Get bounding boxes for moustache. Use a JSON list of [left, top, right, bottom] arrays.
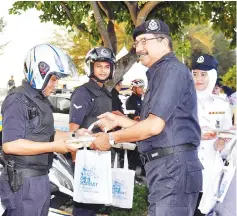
[[136, 52, 148, 60]]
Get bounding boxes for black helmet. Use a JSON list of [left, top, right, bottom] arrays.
[[84, 47, 116, 80]]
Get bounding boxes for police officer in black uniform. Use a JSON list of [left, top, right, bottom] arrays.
[[212, 77, 223, 96], [111, 78, 124, 116], [126, 78, 145, 121], [69, 46, 116, 216], [0, 44, 87, 216], [7, 75, 15, 92], [91, 19, 203, 216]]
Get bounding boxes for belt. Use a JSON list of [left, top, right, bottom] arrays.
[[5, 160, 49, 181], [17, 169, 48, 178], [139, 143, 197, 165]]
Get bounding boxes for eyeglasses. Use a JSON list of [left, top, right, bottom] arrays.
[[132, 37, 164, 48]]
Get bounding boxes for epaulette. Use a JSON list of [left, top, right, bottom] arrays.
[[212, 94, 228, 102]]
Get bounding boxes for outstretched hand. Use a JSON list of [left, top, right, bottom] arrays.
[[76, 128, 91, 136], [201, 126, 217, 140], [94, 112, 120, 132], [90, 132, 111, 151]]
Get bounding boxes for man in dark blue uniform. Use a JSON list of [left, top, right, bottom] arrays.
[[212, 77, 223, 95], [91, 19, 203, 216], [7, 75, 15, 92], [69, 46, 116, 216], [111, 78, 124, 116], [0, 44, 87, 216], [126, 78, 145, 121]]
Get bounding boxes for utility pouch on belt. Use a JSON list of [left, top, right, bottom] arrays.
[[5, 160, 22, 193], [5, 160, 49, 193]]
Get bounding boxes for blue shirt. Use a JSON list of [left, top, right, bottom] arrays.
[[2, 94, 28, 143], [137, 52, 201, 153], [69, 83, 94, 126], [126, 93, 142, 116]]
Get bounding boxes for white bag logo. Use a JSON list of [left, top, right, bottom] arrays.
[[80, 166, 98, 188], [111, 150, 135, 208], [113, 179, 128, 198]]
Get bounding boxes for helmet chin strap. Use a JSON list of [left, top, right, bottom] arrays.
[[91, 75, 108, 84], [39, 89, 47, 98]]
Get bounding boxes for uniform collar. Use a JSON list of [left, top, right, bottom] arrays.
[[89, 78, 111, 96], [112, 88, 119, 96], [89, 78, 105, 90], [146, 52, 175, 80], [22, 79, 43, 99]]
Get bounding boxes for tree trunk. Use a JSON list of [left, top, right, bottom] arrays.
[[96, 1, 162, 91], [105, 48, 137, 91], [90, 1, 113, 50]]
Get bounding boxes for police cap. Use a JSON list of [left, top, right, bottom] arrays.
[[133, 19, 170, 40], [222, 86, 234, 97], [192, 54, 219, 71], [215, 77, 223, 87]]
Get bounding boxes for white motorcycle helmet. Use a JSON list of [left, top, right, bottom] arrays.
[[23, 44, 78, 91], [131, 78, 145, 89], [84, 47, 116, 81]]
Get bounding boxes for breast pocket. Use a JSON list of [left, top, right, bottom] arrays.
[[140, 89, 151, 120], [185, 160, 203, 193], [27, 115, 41, 130]]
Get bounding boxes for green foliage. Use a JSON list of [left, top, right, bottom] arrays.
[[98, 183, 149, 216], [180, 23, 236, 74], [212, 33, 236, 76], [0, 17, 5, 32], [8, 1, 236, 81], [0, 17, 7, 53], [221, 65, 236, 90], [173, 38, 192, 63], [202, 1, 236, 48], [9, 1, 236, 50]]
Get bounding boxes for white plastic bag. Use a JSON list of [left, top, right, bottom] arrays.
[[73, 148, 112, 204], [111, 150, 135, 208], [217, 163, 236, 203], [198, 151, 224, 214]]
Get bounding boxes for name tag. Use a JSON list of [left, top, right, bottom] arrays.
[[209, 112, 225, 114], [151, 152, 159, 158]]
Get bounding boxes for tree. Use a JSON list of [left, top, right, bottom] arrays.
[[221, 65, 236, 90], [0, 17, 5, 32], [9, 1, 236, 89], [212, 33, 236, 76], [180, 23, 236, 74], [0, 17, 8, 53]]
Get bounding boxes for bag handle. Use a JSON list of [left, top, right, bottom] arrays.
[[113, 152, 118, 168], [113, 150, 129, 170], [124, 150, 129, 170]]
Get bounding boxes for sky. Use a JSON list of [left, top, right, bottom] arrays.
[[0, 1, 148, 89], [0, 0, 61, 88]]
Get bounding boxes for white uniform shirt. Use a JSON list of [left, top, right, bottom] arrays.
[[197, 94, 232, 192]]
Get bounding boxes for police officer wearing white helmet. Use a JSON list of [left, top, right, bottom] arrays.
[[0, 44, 88, 216], [191, 54, 233, 216], [126, 78, 145, 121]]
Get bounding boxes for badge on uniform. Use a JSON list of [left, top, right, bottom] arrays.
[[197, 56, 204, 63], [215, 119, 220, 129], [101, 48, 110, 57], [147, 20, 160, 31]]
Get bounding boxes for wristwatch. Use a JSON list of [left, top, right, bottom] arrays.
[[108, 133, 115, 147], [72, 131, 76, 138]]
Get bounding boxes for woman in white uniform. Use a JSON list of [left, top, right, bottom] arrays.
[[191, 54, 233, 216]]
